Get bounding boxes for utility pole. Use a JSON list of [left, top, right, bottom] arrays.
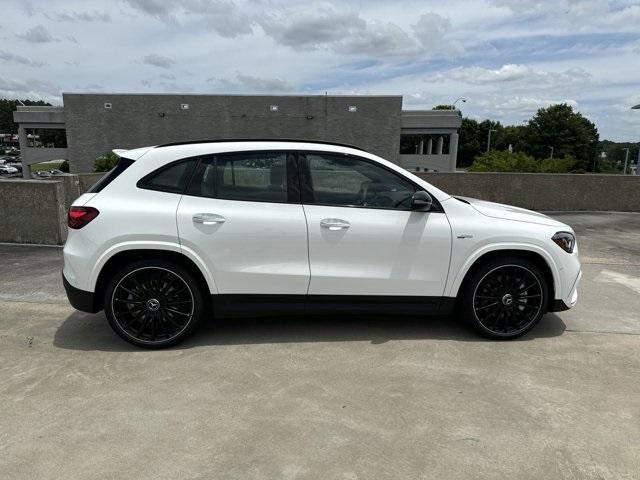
[[486, 127, 496, 153], [548, 146, 554, 159], [622, 148, 630, 175]]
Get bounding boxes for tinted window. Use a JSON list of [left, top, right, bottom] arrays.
[[304, 153, 415, 209], [139, 159, 197, 193], [188, 152, 288, 203], [88, 157, 134, 193]]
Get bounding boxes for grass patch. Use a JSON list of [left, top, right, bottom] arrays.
[[29, 160, 65, 172]]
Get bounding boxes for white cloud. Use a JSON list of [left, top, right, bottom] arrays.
[[208, 74, 295, 92], [436, 64, 591, 85], [15, 24, 58, 43], [0, 50, 45, 67], [141, 54, 175, 69]]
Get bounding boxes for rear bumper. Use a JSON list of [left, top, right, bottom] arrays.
[[62, 272, 101, 313]]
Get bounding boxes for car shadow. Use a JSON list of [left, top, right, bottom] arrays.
[[53, 310, 567, 352]]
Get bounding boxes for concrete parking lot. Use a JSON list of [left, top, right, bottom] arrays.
[[1, 212, 639, 479]]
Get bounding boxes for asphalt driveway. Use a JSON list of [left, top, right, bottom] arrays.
[[1, 212, 639, 479]]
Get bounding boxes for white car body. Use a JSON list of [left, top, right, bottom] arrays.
[[63, 141, 581, 345]]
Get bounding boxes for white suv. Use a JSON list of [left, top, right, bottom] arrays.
[[63, 140, 581, 348]]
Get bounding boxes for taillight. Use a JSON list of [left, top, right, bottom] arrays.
[[68, 206, 99, 229]]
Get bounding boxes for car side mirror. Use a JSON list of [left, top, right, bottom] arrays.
[[411, 191, 433, 211]]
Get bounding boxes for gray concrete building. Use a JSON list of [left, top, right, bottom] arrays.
[[13, 94, 461, 176]]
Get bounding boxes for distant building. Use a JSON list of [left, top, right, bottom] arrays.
[[13, 94, 461, 177]]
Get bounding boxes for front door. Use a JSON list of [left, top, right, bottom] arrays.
[[177, 151, 309, 295], [300, 152, 452, 297]]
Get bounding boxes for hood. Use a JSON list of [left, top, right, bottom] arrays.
[[457, 197, 567, 228]]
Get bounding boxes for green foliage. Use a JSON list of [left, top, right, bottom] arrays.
[[539, 155, 578, 173], [469, 150, 578, 173], [432, 104, 454, 110], [457, 103, 601, 171], [0, 99, 51, 134], [36, 128, 67, 148], [523, 103, 599, 170], [60, 160, 70, 173], [94, 152, 119, 172], [469, 150, 539, 172]]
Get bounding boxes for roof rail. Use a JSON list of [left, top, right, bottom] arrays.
[[155, 138, 365, 151]]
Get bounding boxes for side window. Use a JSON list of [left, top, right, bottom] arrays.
[[188, 152, 288, 203], [138, 159, 198, 193], [303, 153, 416, 210]]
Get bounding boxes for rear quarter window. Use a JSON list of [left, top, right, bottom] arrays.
[[88, 157, 135, 193]]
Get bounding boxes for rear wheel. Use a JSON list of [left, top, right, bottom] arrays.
[[104, 259, 205, 348], [461, 257, 549, 339]]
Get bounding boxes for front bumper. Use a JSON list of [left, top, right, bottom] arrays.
[[549, 269, 581, 312], [62, 272, 101, 313]]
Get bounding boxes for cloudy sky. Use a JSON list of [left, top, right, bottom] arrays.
[[1, 0, 639, 140]]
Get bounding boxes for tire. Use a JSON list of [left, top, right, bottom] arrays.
[[104, 259, 206, 348], [460, 256, 549, 340]]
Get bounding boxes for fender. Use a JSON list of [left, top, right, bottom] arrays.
[[88, 240, 218, 294], [445, 242, 563, 299]]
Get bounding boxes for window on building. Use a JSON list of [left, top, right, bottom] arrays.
[[302, 153, 415, 210]]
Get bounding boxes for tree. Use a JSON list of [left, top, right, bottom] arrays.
[[94, 152, 119, 172], [522, 103, 599, 170], [432, 104, 454, 110], [0, 99, 51, 133]]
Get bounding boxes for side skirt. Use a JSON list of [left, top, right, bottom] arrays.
[[212, 294, 457, 318]]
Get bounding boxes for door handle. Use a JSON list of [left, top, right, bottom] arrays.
[[320, 218, 350, 230], [192, 213, 226, 225]]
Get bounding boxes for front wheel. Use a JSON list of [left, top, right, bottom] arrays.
[[104, 259, 206, 348], [461, 257, 549, 339]]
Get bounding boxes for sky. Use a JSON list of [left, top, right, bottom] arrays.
[[1, 0, 639, 141]]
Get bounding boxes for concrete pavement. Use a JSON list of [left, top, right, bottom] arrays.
[[1, 212, 639, 479]]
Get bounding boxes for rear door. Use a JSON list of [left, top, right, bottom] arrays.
[[176, 151, 310, 294], [300, 152, 452, 297]]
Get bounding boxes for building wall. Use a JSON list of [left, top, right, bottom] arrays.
[[63, 94, 403, 173]]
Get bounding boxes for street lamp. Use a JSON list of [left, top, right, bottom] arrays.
[[632, 104, 639, 174], [452, 97, 466, 110], [548, 146, 554, 159], [486, 127, 497, 153], [622, 147, 630, 175]]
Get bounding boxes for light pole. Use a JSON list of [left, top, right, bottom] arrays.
[[452, 97, 466, 110], [486, 128, 497, 153], [633, 104, 640, 174], [622, 148, 630, 175], [548, 146, 554, 159]]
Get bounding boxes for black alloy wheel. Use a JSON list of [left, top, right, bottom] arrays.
[[105, 260, 205, 348], [462, 257, 548, 339]]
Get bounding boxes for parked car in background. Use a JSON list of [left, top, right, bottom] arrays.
[[63, 140, 581, 348], [33, 170, 52, 178], [50, 169, 68, 176], [0, 165, 19, 174]]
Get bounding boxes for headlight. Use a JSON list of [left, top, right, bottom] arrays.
[[552, 231, 575, 253]]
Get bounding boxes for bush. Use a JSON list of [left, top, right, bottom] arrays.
[[539, 155, 577, 173], [94, 152, 119, 172], [470, 150, 579, 173], [60, 160, 70, 173], [469, 151, 539, 172]]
